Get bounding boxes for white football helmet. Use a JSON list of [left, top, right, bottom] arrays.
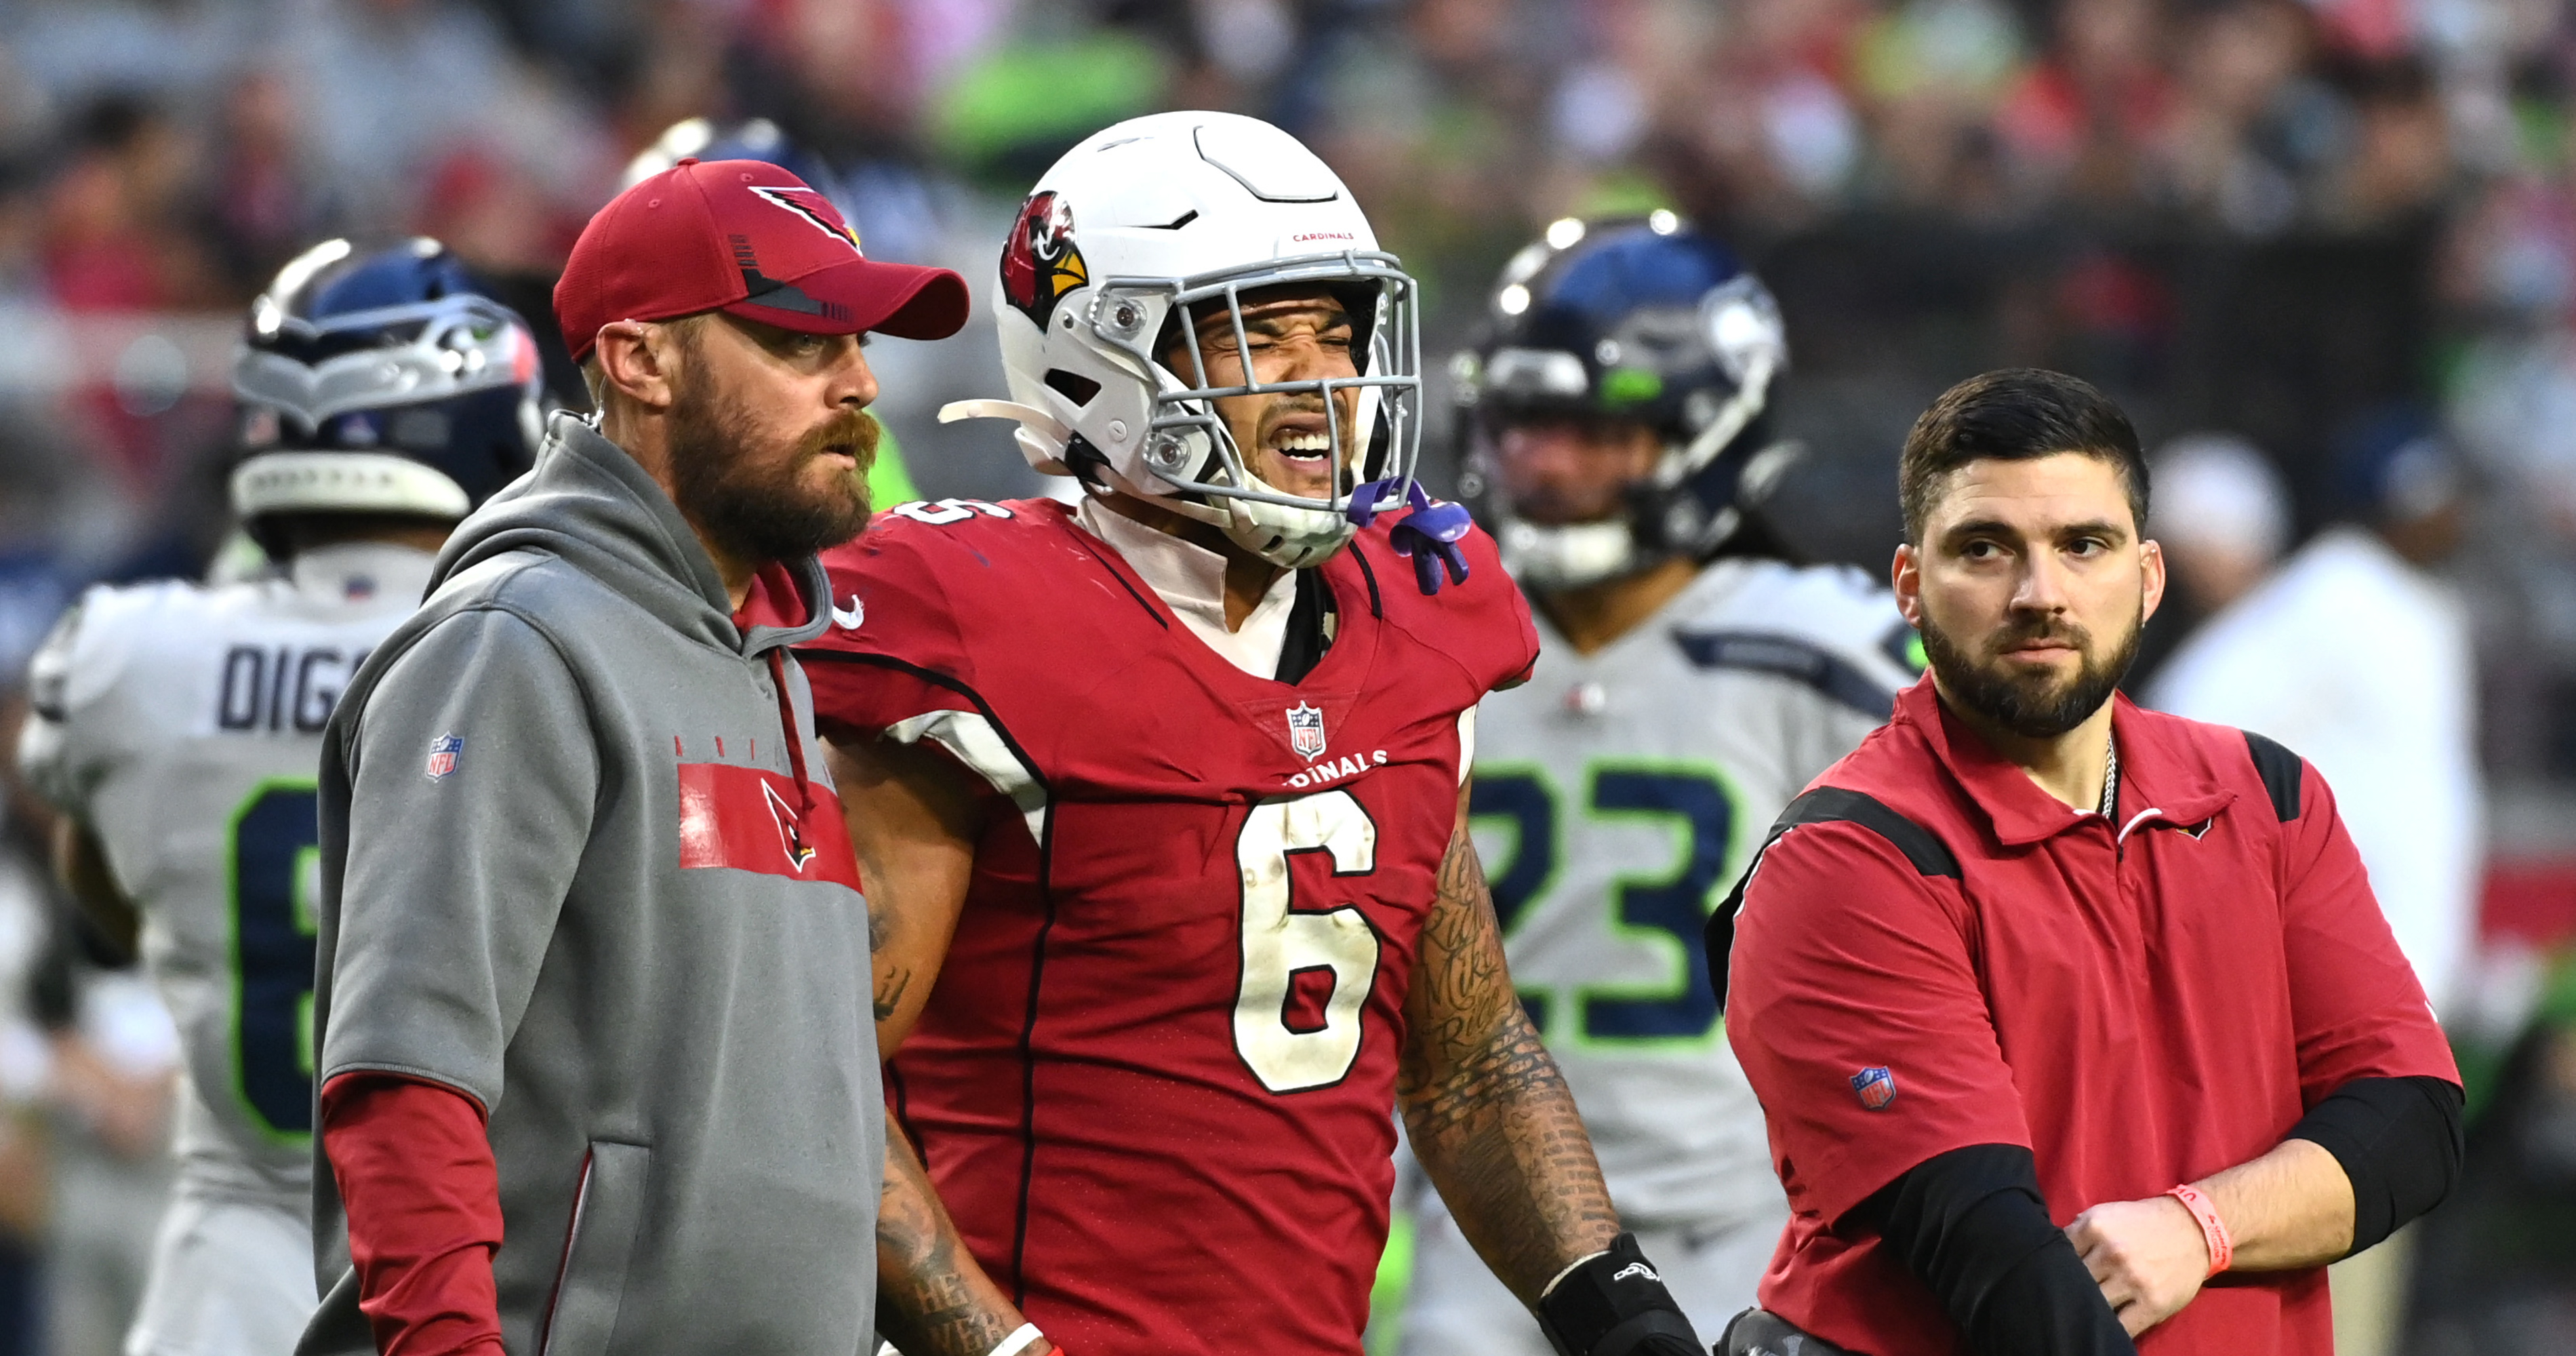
[[941, 111, 1421, 568]]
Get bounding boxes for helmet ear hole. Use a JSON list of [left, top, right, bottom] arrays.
[[1044, 369, 1102, 407]]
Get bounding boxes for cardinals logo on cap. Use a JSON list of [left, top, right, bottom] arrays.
[[1001, 191, 1087, 330], [748, 185, 863, 255]]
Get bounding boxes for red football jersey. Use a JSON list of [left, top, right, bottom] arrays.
[[799, 498, 1538, 1354]]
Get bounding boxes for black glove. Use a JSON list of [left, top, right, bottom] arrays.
[[1535, 1233, 1704, 1356]]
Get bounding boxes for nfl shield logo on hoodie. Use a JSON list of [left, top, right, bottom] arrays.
[[1852, 1066, 1896, 1111], [1286, 702, 1327, 761], [424, 734, 463, 781]]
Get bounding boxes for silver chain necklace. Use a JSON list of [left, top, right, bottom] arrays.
[[2100, 732, 2121, 818]]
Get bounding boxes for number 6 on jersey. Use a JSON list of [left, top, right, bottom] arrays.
[[1234, 790, 1383, 1094]]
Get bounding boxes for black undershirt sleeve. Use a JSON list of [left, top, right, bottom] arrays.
[[1859, 1143, 2137, 1356], [2285, 1074, 2464, 1254]]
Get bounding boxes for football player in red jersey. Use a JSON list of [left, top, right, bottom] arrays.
[[799, 113, 1703, 1356]]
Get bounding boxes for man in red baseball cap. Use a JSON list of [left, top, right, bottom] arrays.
[[555, 155, 969, 597], [300, 160, 966, 1356]]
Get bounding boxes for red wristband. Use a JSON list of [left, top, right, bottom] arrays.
[[2165, 1182, 2232, 1277]]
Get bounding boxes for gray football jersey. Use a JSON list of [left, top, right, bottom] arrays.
[[1471, 557, 1918, 1229], [18, 544, 437, 1209]]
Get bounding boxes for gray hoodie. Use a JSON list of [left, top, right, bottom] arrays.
[[300, 414, 880, 1356]]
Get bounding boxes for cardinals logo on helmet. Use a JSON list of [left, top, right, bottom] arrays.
[[1001, 191, 1087, 330]]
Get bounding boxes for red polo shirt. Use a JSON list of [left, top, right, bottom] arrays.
[[1726, 676, 2457, 1356]]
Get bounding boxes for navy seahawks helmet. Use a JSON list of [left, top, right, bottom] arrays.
[[230, 237, 543, 559], [1453, 214, 1794, 590]]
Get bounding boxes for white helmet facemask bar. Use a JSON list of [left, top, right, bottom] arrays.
[[1087, 250, 1422, 523]]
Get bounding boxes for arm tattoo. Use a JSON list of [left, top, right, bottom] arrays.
[[876, 1131, 1025, 1356], [870, 902, 896, 953], [870, 899, 916, 1026], [874, 968, 914, 1024], [1398, 811, 1619, 1302]]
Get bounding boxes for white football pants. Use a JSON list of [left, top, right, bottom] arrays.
[[123, 1193, 316, 1356]]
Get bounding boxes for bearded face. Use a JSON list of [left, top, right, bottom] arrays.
[[1916, 590, 2144, 738], [1898, 452, 2162, 742], [665, 333, 879, 567]]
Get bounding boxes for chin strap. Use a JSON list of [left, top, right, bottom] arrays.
[[1348, 478, 1473, 596]]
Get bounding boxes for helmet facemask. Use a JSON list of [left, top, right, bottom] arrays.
[[950, 112, 1429, 570], [1087, 254, 1422, 569], [1462, 270, 1788, 591]]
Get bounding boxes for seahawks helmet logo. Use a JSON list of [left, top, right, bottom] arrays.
[[1001, 191, 1087, 330]]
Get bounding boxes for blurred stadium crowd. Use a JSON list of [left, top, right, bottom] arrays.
[[2, 0, 2576, 1351]]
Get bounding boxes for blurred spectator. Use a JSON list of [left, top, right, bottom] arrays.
[[414, 146, 580, 278], [1996, 0, 2173, 210], [279, 0, 522, 228], [1854, 0, 2026, 215], [281, 0, 618, 249], [41, 94, 215, 313], [2155, 0, 2330, 233], [2152, 431, 2293, 613], [2128, 430, 2289, 685], [2317, 56, 2454, 231], [2146, 412, 2481, 1355], [0, 157, 39, 307], [0, 2, 258, 116], [201, 68, 335, 298], [2147, 409, 2482, 1018]]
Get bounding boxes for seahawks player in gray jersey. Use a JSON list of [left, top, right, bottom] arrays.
[[1399, 216, 1918, 1354], [16, 239, 538, 1356]]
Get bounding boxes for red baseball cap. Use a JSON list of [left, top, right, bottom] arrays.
[[554, 157, 969, 363]]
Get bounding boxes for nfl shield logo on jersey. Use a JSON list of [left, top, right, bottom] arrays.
[[1851, 1065, 1896, 1111], [424, 734, 463, 781], [1285, 702, 1327, 761]]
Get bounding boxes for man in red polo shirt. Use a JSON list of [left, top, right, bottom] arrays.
[[1708, 368, 2462, 1356]]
